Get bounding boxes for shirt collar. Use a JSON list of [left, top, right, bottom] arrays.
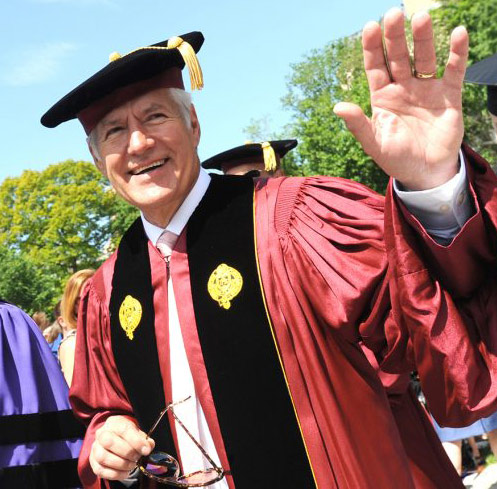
[[141, 167, 211, 246]]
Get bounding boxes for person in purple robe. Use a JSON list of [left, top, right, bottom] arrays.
[[0, 300, 85, 488]]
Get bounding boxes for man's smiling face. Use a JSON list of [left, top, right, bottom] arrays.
[[90, 87, 201, 227]]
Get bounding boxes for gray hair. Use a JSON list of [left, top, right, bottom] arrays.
[[88, 88, 193, 160]]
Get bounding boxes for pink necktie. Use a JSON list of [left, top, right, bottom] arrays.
[[156, 230, 178, 259]]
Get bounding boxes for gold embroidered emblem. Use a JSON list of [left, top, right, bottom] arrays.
[[119, 295, 142, 340], [208, 264, 243, 309]]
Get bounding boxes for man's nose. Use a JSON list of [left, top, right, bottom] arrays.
[[128, 130, 154, 155]]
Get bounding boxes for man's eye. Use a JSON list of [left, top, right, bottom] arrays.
[[147, 113, 166, 122], [105, 126, 123, 139]]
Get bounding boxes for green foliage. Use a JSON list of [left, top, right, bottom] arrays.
[[282, 34, 388, 192], [109, 195, 140, 248], [244, 116, 275, 143], [0, 246, 48, 315], [0, 160, 137, 312]]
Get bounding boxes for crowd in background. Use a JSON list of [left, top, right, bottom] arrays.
[[31, 269, 95, 387]]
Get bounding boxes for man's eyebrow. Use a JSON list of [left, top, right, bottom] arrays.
[[100, 117, 124, 128], [141, 103, 167, 115]]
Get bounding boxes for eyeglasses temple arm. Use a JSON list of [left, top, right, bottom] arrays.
[[146, 396, 192, 438], [170, 409, 222, 472]]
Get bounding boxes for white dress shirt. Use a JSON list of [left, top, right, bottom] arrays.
[[394, 151, 472, 241], [140, 162, 472, 487]]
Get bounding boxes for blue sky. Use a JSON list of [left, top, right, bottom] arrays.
[[1, 0, 399, 182]]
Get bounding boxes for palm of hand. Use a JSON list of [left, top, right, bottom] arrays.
[[369, 79, 463, 189]]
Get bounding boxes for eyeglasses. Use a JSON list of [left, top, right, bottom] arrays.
[[137, 396, 226, 487]]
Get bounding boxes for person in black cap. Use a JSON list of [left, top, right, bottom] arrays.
[[201, 140, 297, 178], [465, 53, 497, 136], [42, 8, 497, 489]]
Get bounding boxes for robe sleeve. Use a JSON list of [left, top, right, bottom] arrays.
[[380, 146, 497, 426], [267, 147, 497, 427], [70, 270, 136, 489]]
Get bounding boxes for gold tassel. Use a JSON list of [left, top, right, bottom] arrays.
[[261, 142, 277, 172], [106, 36, 204, 91], [167, 36, 204, 91]]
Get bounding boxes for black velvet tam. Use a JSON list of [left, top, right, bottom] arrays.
[[465, 53, 497, 116], [41, 31, 204, 129]]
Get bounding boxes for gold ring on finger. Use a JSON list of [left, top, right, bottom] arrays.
[[413, 69, 437, 80]]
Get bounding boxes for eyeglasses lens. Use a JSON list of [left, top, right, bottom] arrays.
[[141, 451, 180, 478], [178, 468, 222, 484]]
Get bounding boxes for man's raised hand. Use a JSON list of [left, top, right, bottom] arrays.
[[334, 8, 469, 190]]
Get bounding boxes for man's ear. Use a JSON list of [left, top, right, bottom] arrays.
[[88, 142, 107, 177], [190, 104, 201, 148]]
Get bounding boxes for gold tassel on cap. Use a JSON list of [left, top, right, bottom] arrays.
[[261, 142, 277, 172], [167, 36, 204, 91], [107, 36, 204, 91]]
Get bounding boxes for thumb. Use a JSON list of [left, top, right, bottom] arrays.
[[333, 102, 377, 158]]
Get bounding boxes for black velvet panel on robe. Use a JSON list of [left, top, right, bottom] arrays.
[[109, 219, 177, 460], [186, 175, 316, 488]]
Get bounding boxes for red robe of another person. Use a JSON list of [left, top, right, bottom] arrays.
[[71, 147, 497, 488]]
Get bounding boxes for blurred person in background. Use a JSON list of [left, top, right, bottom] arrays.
[[59, 269, 95, 386], [31, 311, 50, 333], [43, 301, 64, 360]]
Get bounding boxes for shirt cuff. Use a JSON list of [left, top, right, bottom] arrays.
[[393, 150, 473, 239]]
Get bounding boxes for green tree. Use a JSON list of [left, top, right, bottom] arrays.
[[109, 194, 140, 248], [0, 245, 48, 315], [0, 160, 137, 312]]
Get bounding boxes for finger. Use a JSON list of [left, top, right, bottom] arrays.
[[96, 429, 143, 463], [334, 102, 378, 159], [92, 442, 137, 472], [106, 417, 155, 454], [383, 8, 412, 82], [362, 21, 392, 92], [443, 26, 469, 90], [90, 457, 132, 481], [412, 11, 437, 77], [99, 418, 154, 459]]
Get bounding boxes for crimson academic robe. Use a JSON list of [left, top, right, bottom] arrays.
[[71, 146, 497, 489]]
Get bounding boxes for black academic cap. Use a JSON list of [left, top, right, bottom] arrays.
[[41, 32, 204, 133], [202, 140, 298, 172], [465, 53, 497, 116]]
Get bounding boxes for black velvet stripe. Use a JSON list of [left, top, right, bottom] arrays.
[[0, 458, 81, 488], [187, 175, 315, 488], [0, 410, 85, 445], [109, 219, 177, 458]]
